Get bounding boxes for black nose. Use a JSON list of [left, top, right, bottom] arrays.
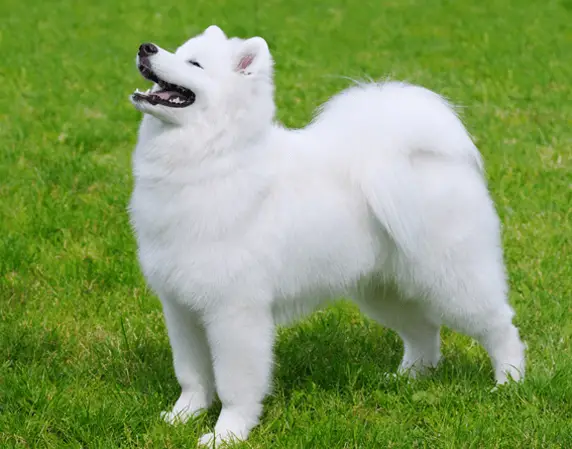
[[138, 43, 158, 57]]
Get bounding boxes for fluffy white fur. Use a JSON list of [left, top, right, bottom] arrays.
[[128, 25, 525, 447]]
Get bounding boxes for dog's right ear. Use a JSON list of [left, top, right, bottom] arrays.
[[234, 37, 272, 77]]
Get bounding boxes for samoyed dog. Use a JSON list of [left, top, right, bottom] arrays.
[[129, 25, 525, 446]]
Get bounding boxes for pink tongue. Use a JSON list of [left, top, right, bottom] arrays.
[[155, 91, 177, 100]]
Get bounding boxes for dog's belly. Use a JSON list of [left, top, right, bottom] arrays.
[[269, 221, 387, 325], [271, 294, 332, 325], [264, 200, 390, 321]]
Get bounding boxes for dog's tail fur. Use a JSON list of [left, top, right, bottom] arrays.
[[375, 81, 484, 174], [316, 81, 484, 257], [368, 82, 483, 257]]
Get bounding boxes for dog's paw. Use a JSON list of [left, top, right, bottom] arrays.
[[162, 391, 210, 425], [160, 409, 187, 425], [197, 430, 245, 448], [161, 405, 206, 425], [198, 405, 256, 446], [397, 364, 426, 379], [197, 432, 239, 448], [198, 432, 219, 448], [494, 363, 525, 385], [397, 356, 440, 379]]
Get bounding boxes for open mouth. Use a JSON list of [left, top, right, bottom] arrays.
[[132, 64, 196, 108]]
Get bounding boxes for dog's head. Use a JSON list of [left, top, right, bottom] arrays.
[[131, 25, 275, 132]]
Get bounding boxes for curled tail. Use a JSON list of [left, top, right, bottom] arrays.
[[360, 158, 425, 258], [353, 81, 485, 255], [315, 81, 484, 173]]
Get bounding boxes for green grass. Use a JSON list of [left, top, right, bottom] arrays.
[[1, 0, 571, 447]]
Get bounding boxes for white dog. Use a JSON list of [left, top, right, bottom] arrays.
[[128, 25, 525, 447]]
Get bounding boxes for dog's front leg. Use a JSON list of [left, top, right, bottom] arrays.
[[198, 303, 274, 447], [160, 298, 215, 424]]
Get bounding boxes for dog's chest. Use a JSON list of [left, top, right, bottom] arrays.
[[129, 174, 269, 300]]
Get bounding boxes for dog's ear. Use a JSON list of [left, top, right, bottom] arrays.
[[204, 25, 226, 39], [234, 37, 272, 76]]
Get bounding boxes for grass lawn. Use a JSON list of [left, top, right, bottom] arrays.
[[1, 0, 571, 447]]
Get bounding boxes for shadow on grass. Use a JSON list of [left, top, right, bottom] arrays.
[[3, 306, 506, 432], [272, 310, 498, 397]]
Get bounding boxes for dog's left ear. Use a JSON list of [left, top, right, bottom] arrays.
[[205, 25, 227, 39], [234, 37, 272, 76]]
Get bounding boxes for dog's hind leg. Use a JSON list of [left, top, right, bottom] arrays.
[[160, 299, 215, 424], [426, 280, 525, 385], [357, 290, 442, 378], [411, 250, 526, 384]]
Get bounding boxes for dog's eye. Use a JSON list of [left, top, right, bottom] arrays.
[[187, 60, 203, 69]]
